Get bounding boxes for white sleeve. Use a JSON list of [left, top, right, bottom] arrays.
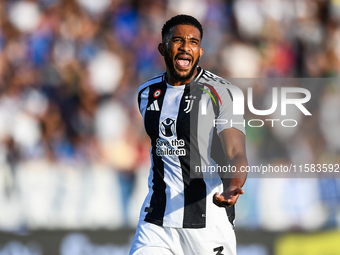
[[215, 87, 246, 135]]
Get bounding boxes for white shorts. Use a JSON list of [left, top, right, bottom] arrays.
[[129, 219, 236, 255]]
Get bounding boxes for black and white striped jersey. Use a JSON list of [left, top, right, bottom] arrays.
[[137, 67, 245, 229]]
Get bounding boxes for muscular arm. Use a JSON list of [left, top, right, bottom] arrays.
[[213, 128, 248, 207]]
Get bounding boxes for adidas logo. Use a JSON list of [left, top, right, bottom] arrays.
[[147, 100, 160, 111]]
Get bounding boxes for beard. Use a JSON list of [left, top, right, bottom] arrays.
[[164, 51, 200, 82]]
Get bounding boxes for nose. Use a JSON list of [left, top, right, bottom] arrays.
[[179, 39, 191, 52]]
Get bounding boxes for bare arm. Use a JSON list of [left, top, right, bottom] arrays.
[[213, 128, 248, 207]]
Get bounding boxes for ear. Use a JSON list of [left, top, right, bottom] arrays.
[[158, 43, 165, 56], [199, 47, 204, 58]]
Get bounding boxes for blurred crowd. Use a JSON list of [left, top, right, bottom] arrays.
[[0, 0, 340, 231]]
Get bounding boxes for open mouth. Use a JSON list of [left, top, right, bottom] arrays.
[[175, 54, 192, 69]]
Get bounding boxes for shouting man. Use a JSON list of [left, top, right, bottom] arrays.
[[130, 14, 248, 255]]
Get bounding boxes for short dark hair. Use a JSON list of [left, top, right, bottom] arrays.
[[161, 14, 203, 42]]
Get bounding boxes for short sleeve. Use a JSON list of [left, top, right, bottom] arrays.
[[215, 87, 246, 135]]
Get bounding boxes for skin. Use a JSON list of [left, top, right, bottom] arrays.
[[158, 24, 204, 86], [214, 128, 248, 207], [158, 24, 247, 207]]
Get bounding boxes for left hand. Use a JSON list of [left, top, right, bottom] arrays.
[[213, 186, 245, 207]]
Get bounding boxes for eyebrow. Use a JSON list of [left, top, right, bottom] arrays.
[[171, 36, 200, 42]]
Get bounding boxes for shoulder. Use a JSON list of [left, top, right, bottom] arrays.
[[197, 69, 241, 100], [199, 69, 233, 88], [138, 72, 165, 94]]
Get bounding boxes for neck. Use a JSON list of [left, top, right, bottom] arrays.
[[166, 67, 198, 86]]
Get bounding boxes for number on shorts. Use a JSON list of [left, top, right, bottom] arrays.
[[213, 246, 224, 255]]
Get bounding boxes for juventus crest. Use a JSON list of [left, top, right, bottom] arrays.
[[184, 95, 196, 113]]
